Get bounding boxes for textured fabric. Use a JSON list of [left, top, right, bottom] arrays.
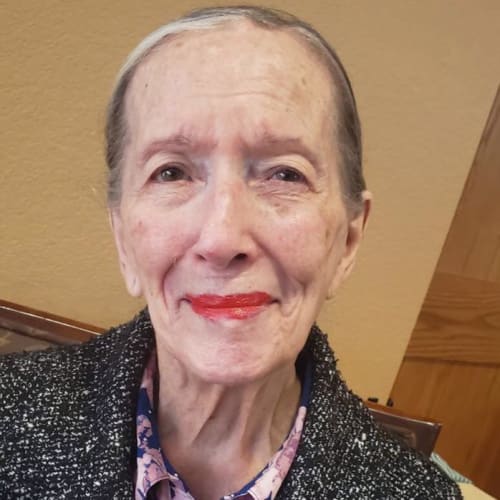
[[135, 349, 308, 500], [0, 310, 462, 499], [274, 330, 462, 500]]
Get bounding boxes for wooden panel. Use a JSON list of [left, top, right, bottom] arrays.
[[405, 272, 500, 364], [391, 359, 500, 498], [437, 88, 500, 282], [391, 88, 500, 497]]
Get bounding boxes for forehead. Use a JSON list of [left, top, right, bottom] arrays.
[[142, 21, 330, 82], [125, 20, 336, 153]]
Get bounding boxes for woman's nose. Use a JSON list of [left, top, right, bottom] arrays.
[[192, 180, 257, 271]]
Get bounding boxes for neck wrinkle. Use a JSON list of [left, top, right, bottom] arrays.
[[155, 348, 301, 465]]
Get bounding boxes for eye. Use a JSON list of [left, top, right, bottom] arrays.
[[152, 164, 191, 183], [270, 167, 306, 183]]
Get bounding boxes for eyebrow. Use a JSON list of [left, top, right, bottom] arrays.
[[138, 134, 195, 167], [138, 130, 320, 169], [249, 131, 320, 168]]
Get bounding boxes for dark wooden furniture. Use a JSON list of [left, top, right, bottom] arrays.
[[0, 299, 102, 350], [366, 401, 442, 457]]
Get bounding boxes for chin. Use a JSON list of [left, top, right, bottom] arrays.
[[188, 352, 278, 387]]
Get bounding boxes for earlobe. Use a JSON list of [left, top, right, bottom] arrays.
[[326, 191, 372, 300], [108, 209, 143, 298], [127, 275, 142, 298]]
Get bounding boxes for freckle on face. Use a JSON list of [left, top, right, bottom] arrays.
[[270, 200, 292, 217], [132, 219, 145, 236]]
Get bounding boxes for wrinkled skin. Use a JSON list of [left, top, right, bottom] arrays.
[[111, 21, 370, 386]]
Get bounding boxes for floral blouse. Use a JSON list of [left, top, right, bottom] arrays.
[[135, 350, 312, 500]]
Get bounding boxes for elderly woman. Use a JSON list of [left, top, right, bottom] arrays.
[[0, 6, 460, 500]]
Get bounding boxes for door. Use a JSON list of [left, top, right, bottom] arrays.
[[390, 87, 500, 498]]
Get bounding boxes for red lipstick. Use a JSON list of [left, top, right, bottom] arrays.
[[186, 292, 272, 320]]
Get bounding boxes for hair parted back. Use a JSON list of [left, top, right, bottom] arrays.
[[105, 5, 365, 210]]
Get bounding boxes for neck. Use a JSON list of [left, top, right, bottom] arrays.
[[155, 348, 301, 499]]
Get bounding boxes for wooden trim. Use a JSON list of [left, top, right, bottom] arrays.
[[365, 401, 442, 425], [0, 299, 103, 345], [365, 401, 442, 457]]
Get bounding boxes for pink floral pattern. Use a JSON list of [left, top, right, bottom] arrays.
[[135, 350, 307, 500]]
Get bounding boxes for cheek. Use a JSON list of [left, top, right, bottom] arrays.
[[268, 205, 341, 285], [126, 214, 192, 286]]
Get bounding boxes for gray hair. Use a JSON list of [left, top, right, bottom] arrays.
[[105, 5, 366, 210]]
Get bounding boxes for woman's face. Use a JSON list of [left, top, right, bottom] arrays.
[[111, 22, 367, 384]]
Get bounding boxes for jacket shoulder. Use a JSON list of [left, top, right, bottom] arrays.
[[0, 310, 154, 499], [279, 326, 462, 499], [0, 319, 130, 392]]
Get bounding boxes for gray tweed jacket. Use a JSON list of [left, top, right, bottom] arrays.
[[0, 310, 461, 499]]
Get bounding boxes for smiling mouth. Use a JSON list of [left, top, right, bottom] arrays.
[[186, 292, 273, 320]]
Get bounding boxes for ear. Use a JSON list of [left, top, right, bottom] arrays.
[[108, 209, 143, 297], [326, 191, 372, 299]]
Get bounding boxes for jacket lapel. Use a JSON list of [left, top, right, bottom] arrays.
[[87, 310, 155, 498]]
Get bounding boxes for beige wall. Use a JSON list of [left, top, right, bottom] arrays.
[[1, 0, 499, 400]]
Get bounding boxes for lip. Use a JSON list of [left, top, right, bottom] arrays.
[[186, 292, 272, 320]]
